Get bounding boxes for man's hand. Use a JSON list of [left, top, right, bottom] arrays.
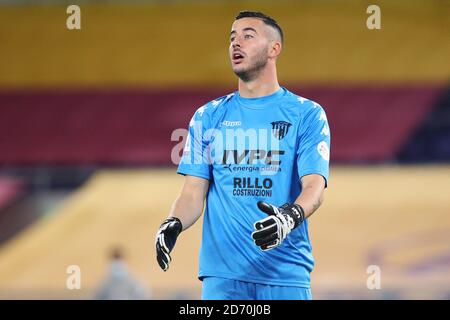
[[155, 217, 183, 271], [251, 201, 305, 251]]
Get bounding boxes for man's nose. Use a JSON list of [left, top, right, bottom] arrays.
[[232, 41, 241, 49], [231, 35, 242, 48]]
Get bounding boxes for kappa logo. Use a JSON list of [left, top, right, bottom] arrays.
[[221, 120, 241, 127], [271, 121, 292, 140]]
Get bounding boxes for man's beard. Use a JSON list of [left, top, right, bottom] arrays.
[[233, 49, 268, 82]]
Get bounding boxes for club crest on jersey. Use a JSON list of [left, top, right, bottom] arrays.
[[271, 121, 292, 140]]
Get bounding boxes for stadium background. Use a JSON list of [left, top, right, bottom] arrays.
[[0, 0, 449, 299]]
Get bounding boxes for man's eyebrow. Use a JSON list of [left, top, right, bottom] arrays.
[[230, 27, 258, 36], [243, 27, 258, 34]]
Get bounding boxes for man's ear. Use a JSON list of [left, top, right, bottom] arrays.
[[268, 41, 282, 59]]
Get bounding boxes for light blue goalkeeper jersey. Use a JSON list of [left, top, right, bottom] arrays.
[[177, 87, 330, 287]]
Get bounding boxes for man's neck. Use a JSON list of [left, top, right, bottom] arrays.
[[238, 66, 280, 98]]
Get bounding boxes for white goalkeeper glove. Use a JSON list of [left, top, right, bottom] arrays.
[[155, 217, 183, 271], [251, 201, 305, 251]]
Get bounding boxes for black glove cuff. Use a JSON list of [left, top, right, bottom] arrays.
[[282, 203, 305, 229], [162, 217, 183, 234], [292, 204, 305, 226]]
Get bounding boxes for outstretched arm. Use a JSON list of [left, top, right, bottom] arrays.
[[155, 175, 209, 271], [251, 173, 326, 251]]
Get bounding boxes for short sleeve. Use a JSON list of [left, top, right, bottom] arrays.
[[177, 106, 213, 180], [297, 104, 331, 187]]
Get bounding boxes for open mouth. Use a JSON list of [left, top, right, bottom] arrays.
[[232, 52, 245, 64]]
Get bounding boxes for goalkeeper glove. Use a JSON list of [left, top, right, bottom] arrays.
[[251, 201, 305, 251], [155, 217, 183, 271]]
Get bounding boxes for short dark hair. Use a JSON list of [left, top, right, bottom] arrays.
[[235, 11, 284, 44]]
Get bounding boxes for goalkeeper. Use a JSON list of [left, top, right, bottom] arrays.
[[155, 11, 330, 300]]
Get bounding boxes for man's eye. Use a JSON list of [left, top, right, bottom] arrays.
[[230, 37, 235, 42], [244, 35, 253, 39]]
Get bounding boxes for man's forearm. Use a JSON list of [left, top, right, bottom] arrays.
[[168, 193, 204, 231], [295, 176, 325, 219]]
